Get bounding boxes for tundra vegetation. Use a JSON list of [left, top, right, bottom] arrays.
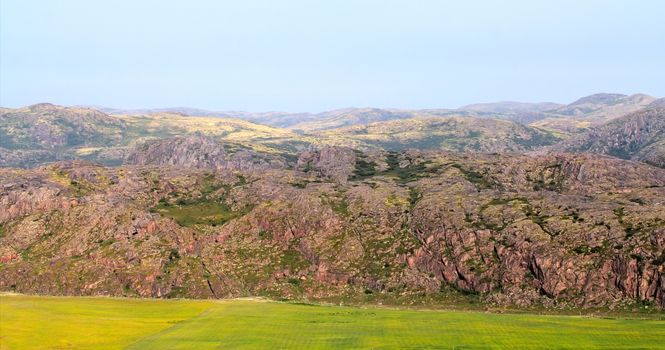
[[1, 95, 665, 347]]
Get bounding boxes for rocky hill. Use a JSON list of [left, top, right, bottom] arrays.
[[555, 108, 665, 168], [92, 106, 322, 128], [0, 103, 126, 149], [0, 104, 127, 167], [457, 102, 564, 124], [461, 101, 563, 114], [1, 149, 664, 309], [126, 135, 288, 171], [554, 93, 655, 118], [649, 98, 665, 109], [5, 99, 665, 170], [285, 93, 656, 133], [290, 108, 426, 132], [0, 104, 312, 167], [531, 93, 656, 135]]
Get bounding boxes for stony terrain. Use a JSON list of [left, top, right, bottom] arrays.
[[1, 95, 664, 310], [0, 104, 311, 168], [530, 93, 656, 135], [556, 107, 665, 167], [3, 93, 663, 168], [1, 145, 664, 309]]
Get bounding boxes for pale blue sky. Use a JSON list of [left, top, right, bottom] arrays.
[[1, 0, 664, 112]]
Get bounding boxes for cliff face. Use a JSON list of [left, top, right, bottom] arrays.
[[1, 150, 664, 309], [557, 108, 665, 167]]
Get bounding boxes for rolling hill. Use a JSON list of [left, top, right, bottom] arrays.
[[530, 93, 656, 135], [0, 104, 312, 167], [314, 116, 561, 152], [2, 95, 664, 170]]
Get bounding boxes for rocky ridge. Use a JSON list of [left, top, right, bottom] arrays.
[[1, 148, 664, 309], [555, 107, 665, 168]]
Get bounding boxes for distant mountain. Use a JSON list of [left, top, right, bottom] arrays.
[[291, 108, 425, 132], [0, 103, 126, 150], [291, 105, 566, 131], [314, 116, 561, 152], [552, 93, 654, 118], [460, 101, 563, 114], [454, 102, 563, 124], [83, 93, 659, 133], [90, 106, 215, 117], [568, 93, 630, 106], [555, 107, 665, 167], [649, 98, 665, 108], [91, 106, 321, 128], [0, 104, 311, 167], [3, 94, 662, 168], [0, 103, 127, 167], [290, 93, 657, 133], [529, 93, 656, 135]]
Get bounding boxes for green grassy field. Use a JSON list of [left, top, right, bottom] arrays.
[[1, 295, 664, 349]]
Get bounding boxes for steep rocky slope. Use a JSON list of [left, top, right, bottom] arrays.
[[1, 150, 664, 309], [126, 135, 287, 171], [556, 108, 665, 168]]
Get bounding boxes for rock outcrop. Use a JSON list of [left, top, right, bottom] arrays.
[[126, 135, 286, 171], [556, 107, 665, 167], [1, 151, 664, 309], [296, 146, 356, 182]]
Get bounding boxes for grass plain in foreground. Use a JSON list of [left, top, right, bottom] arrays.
[[1, 294, 664, 349]]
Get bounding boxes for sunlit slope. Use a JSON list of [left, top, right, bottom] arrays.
[[117, 113, 313, 153], [0, 105, 313, 166], [315, 116, 560, 152]]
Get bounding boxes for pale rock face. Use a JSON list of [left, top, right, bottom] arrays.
[[296, 146, 356, 182], [125, 135, 285, 171], [126, 135, 228, 168]]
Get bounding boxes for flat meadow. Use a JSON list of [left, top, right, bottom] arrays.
[[1, 294, 664, 349]]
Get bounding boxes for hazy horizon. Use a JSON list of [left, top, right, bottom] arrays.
[[2, 0, 664, 112], [0, 91, 657, 114]]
